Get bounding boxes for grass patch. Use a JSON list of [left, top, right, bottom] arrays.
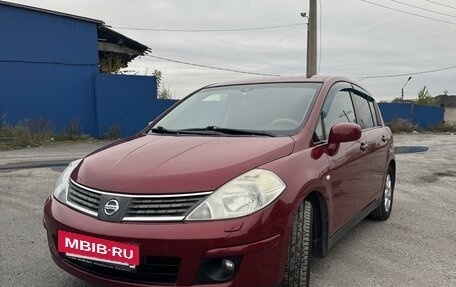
[[387, 118, 456, 134], [103, 124, 122, 140], [387, 118, 423, 133], [428, 122, 456, 133], [0, 118, 91, 150]]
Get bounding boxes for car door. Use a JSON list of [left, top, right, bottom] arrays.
[[314, 82, 373, 235], [350, 87, 390, 204]]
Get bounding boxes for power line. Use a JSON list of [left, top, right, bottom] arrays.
[[111, 23, 305, 32], [144, 54, 281, 77], [391, 0, 456, 18], [360, 0, 456, 26], [141, 55, 456, 82], [139, 54, 455, 83], [357, 64, 456, 81], [425, 0, 456, 10]]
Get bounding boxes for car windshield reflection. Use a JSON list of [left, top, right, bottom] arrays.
[[151, 83, 322, 136]]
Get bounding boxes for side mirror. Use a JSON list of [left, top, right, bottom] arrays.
[[327, 123, 361, 155]]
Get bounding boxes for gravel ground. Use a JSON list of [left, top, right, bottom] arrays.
[[0, 134, 455, 287], [312, 134, 456, 287]]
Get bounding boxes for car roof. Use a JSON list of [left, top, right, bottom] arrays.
[[206, 75, 354, 88]]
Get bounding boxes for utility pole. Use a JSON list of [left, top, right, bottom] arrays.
[[306, 0, 318, 78]]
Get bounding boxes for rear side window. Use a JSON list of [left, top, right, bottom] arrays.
[[351, 91, 375, 129], [368, 100, 379, 126]]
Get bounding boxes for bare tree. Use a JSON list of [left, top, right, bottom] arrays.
[[153, 70, 173, 99]]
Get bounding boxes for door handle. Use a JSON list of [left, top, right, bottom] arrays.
[[360, 142, 368, 151], [382, 135, 388, 142]]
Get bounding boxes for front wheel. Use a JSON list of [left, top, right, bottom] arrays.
[[282, 201, 313, 287], [369, 166, 395, 221]]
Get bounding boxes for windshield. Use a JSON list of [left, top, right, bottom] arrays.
[[151, 82, 322, 136]]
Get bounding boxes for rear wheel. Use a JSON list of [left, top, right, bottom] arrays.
[[282, 201, 313, 287], [370, 166, 395, 220]]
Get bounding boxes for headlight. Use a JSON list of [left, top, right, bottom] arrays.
[[53, 159, 82, 204], [185, 169, 286, 221]]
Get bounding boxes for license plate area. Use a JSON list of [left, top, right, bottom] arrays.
[[58, 230, 140, 269], [66, 253, 136, 272]]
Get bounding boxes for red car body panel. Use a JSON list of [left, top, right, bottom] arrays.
[[75, 135, 295, 194], [43, 76, 395, 287], [44, 193, 292, 287]]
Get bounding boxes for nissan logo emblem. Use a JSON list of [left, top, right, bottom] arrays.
[[104, 199, 120, 216]]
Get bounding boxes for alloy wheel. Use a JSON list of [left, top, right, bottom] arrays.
[[384, 174, 392, 213]]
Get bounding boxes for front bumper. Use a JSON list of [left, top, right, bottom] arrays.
[[43, 196, 291, 287]]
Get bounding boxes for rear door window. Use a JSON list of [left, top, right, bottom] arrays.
[[351, 91, 375, 129], [368, 100, 379, 126]]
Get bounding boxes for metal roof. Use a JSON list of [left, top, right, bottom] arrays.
[[0, 0, 150, 58], [98, 26, 150, 55], [0, 0, 104, 25]]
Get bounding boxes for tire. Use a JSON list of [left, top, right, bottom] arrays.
[[369, 166, 395, 221], [282, 201, 313, 287]]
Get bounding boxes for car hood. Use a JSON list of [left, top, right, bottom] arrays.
[[73, 135, 294, 194]]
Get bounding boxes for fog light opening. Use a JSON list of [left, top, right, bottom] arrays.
[[198, 256, 242, 283], [222, 258, 235, 274]]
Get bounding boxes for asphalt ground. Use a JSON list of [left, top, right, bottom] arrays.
[[0, 134, 455, 287]]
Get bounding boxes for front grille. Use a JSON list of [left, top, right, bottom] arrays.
[[67, 182, 101, 214], [66, 256, 181, 284], [126, 195, 208, 217], [66, 180, 210, 221]]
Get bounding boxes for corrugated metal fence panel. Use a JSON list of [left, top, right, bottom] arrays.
[[95, 74, 177, 138], [0, 4, 99, 135], [411, 104, 444, 128], [378, 103, 444, 128], [0, 63, 97, 134], [378, 103, 413, 122], [0, 4, 98, 63]]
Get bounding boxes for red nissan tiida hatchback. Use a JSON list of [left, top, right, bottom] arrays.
[[43, 76, 395, 287]]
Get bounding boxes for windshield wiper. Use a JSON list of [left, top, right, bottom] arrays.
[[149, 126, 179, 134], [150, 126, 216, 135], [180, 126, 275, 137], [151, 126, 275, 137]]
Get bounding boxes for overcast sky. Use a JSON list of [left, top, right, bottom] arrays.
[[7, 0, 456, 100]]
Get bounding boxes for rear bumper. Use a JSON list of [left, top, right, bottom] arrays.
[[43, 196, 291, 287]]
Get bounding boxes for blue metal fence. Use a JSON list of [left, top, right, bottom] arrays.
[[0, 3, 177, 138], [95, 74, 177, 137], [378, 103, 444, 128], [0, 4, 99, 135]]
